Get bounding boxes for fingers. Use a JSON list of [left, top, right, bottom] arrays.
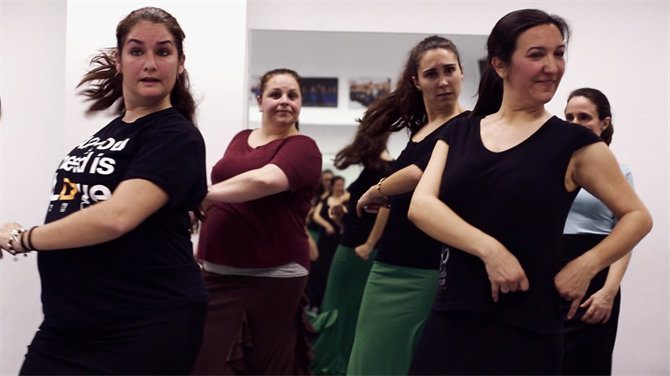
[[567, 298, 580, 320], [602, 311, 611, 324], [490, 270, 529, 303]]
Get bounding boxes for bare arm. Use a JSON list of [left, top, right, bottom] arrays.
[[312, 201, 335, 235], [355, 207, 390, 260], [579, 252, 632, 324], [206, 164, 290, 204], [356, 165, 423, 215], [1, 178, 169, 254], [408, 141, 529, 302], [555, 142, 652, 319]]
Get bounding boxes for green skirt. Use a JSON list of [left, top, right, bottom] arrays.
[[310, 244, 378, 375], [308, 228, 321, 245], [346, 261, 439, 376]]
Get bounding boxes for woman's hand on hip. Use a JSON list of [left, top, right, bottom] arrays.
[[480, 242, 529, 302]]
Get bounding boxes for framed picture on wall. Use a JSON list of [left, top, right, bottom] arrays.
[[349, 77, 392, 108], [301, 77, 338, 107], [249, 76, 261, 105]]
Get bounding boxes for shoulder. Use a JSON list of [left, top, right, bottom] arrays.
[[144, 108, 203, 141], [280, 134, 321, 155], [546, 116, 603, 148], [438, 112, 478, 141]]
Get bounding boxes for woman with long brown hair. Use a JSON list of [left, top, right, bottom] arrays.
[[346, 35, 469, 375], [0, 7, 208, 374]]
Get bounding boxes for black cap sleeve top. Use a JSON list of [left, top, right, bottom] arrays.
[[433, 115, 603, 333]]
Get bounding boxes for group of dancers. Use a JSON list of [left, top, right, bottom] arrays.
[[0, 5, 651, 376]]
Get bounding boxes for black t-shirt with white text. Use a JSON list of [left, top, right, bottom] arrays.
[[39, 107, 208, 326]]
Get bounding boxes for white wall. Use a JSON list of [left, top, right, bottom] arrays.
[[1, 1, 667, 375], [0, 1, 247, 374], [248, 1, 669, 375], [0, 1, 67, 373]]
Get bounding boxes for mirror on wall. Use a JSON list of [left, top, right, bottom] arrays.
[[247, 29, 487, 184]]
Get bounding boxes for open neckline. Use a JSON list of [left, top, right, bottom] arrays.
[[245, 129, 304, 150], [477, 116, 555, 154]]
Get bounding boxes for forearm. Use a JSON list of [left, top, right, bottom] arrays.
[[409, 194, 499, 260], [600, 249, 632, 294], [362, 207, 389, 247], [28, 178, 169, 251], [577, 210, 651, 277], [377, 165, 423, 197], [312, 204, 331, 229], [207, 164, 289, 203]]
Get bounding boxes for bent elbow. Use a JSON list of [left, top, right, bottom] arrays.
[[642, 210, 654, 235], [105, 216, 138, 240], [408, 197, 424, 225]]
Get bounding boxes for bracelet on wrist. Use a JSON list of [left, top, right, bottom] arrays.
[[8, 228, 30, 256], [376, 177, 387, 197], [27, 226, 39, 251]]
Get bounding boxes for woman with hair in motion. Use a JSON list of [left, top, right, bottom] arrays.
[[407, 9, 651, 375], [346, 35, 469, 375], [562, 87, 633, 375], [309, 129, 393, 375], [0, 7, 209, 374], [191, 68, 322, 375]]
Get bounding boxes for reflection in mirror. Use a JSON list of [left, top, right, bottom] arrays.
[[248, 30, 487, 183]]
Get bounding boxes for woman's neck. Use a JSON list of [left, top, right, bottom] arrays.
[[413, 102, 466, 141], [492, 97, 552, 126], [248, 122, 299, 148], [123, 97, 172, 123], [426, 102, 467, 125]]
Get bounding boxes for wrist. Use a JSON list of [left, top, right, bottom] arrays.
[[376, 177, 387, 197], [8, 228, 30, 255]]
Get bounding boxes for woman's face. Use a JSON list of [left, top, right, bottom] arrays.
[[498, 23, 566, 107], [412, 48, 463, 113], [331, 179, 345, 196], [116, 21, 184, 109], [564, 95, 609, 136], [322, 172, 334, 190], [257, 74, 302, 127]]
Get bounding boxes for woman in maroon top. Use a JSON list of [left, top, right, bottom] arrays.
[[191, 68, 322, 375]]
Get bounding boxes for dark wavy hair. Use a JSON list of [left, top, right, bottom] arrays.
[[77, 7, 197, 124], [568, 88, 614, 145], [472, 9, 570, 117], [334, 127, 391, 173], [358, 35, 462, 138]]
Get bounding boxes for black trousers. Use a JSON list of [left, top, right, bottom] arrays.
[[20, 301, 207, 375], [562, 234, 620, 375], [409, 310, 562, 375]]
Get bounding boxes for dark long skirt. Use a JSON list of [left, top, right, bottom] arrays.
[[562, 234, 620, 375], [408, 310, 562, 375], [191, 271, 315, 375], [20, 302, 207, 375]]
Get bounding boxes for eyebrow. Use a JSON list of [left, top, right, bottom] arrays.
[[527, 44, 566, 52], [126, 39, 174, 46], [422, 63, 456, 73]]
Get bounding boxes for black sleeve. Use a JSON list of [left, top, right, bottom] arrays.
[[124, 123, 207, 210]]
